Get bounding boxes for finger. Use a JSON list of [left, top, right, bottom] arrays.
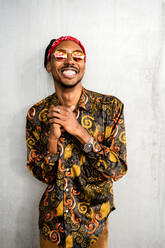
[[49, 108, 68, 118], [49, 106, 73, 118], [48, 107, 64, 115], [48, 111, 61, 119], [49, 104, 62, 112], [49, 104, 57, 111], [54, 105, 72, 113], [52, 123, 62, 128], [48, 111, 68, 120], [49, 118, 63, 125]]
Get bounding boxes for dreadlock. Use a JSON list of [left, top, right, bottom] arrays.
[[44, 39, 56, 68]]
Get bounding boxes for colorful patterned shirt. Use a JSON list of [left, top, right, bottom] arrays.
[[26, 87, 127, 248]]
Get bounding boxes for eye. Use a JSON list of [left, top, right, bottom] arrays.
[[54, 50, 67, 61], [72, 51, 84, 62]]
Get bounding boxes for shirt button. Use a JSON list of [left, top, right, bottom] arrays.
[[65, 210, 69, 213], [66, 188, 69, 192], [66, 168, 70, 172]]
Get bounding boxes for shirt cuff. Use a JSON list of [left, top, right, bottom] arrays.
[[82, 138, 104, 157]]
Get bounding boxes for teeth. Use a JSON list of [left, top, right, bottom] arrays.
[[62, 70, 76, 76]]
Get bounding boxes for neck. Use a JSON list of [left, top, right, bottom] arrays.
[[54, 82, 83, 110]]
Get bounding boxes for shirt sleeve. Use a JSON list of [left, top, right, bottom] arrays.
[[84, 100, 128, 182], [26, 107, 59, 184]]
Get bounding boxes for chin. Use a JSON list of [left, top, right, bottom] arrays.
[[57, 77, 83, 89], [57, 81, 78, 89]]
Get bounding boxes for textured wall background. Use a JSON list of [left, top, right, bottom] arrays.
[[1, 0, 165, 247]]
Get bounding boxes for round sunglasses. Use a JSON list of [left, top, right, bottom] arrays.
[[53, 49, 85, 62]]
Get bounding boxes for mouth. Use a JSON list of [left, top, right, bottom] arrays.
[[61, 67, 79, 78]]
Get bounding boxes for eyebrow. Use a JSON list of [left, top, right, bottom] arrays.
[[55, 48, 83, 53]]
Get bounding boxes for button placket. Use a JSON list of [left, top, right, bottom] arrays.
[[65, 169, 70, 192], [64, 168, 71, 216], [65, 167, 71, 176]]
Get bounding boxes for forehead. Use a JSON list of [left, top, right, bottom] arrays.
[[55, 40, 83, 52]]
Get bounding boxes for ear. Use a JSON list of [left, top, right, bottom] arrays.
[[46, 62, 52, 73]]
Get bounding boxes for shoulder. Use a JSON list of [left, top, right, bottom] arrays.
[[26, 93, 54, 124], [85, 88, 124, 111]]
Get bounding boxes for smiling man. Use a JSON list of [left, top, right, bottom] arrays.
[[26, 36, 128, 248]]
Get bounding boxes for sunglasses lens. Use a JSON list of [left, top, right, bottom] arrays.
[[72, 51, 84, 62], [54, 50, 67, 61], [54, 50, 84, 62]]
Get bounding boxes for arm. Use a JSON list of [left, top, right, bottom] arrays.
[[47, 100, 127, 182], [76, 100, 128, 182], [26, 107, 59, 184]]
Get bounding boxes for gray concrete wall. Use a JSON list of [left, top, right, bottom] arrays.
[[1, 0, 165, 247]]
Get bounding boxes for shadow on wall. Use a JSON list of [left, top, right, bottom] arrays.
[[5, 45, 53, 248], [19, 48, 54, 106], [8, 107, 46, 248]]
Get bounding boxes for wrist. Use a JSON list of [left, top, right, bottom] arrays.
[[48, 135, 58, 154], [83, 136, 94, 153], [74, 125, 91, 145], [48, 133, 59, 141]]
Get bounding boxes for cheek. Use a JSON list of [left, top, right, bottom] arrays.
[[79, 64, 85, 75], [51, 60, 62, 71], [51, 64, 61, 76]]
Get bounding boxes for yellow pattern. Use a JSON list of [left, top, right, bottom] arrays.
[[109, 184, 113, 194], [100, 201, 110, 218], [41, 162, 45, 169], [89, 235, 98, 246], [78, 202, 90, 214], [96, 159, 108, 169], [105, 126, 112, 139], [32, 130, 40, 140], [38, 108, 48, 122], [71, 164, 81, 179], [64, 144, 74, 160], [66, 234, 73, 248], [119, 131, 126, 144], [109, 151, 118, 162], [79, 154, 85, 166], [81, 115, 94, 129], [42, 223, 50, 236], [26, 137, 35, 148], [56, 201, 63, 216]]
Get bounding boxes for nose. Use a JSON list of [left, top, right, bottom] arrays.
[[64, 53, 74, 64]]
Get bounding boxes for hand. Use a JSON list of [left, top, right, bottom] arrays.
[[49, 123, 61, 139], [48, 105, 63, 139], [48, 104, 80, 136]]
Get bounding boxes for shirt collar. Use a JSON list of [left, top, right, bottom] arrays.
[[78, 86, 90, 111], [50, 86, 91, 112]]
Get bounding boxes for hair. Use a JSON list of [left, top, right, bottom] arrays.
[[44, 39, 56, 68]]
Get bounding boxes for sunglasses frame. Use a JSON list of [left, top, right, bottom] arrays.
[[53, 49, 85, 62]]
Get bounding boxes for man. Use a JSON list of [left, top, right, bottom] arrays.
[[26, 36, 127, 248]]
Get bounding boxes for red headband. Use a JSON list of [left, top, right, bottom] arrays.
[[47, 36, 86, 64]]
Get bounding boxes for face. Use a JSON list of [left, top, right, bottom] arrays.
[[47, 40, 86, 89]]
